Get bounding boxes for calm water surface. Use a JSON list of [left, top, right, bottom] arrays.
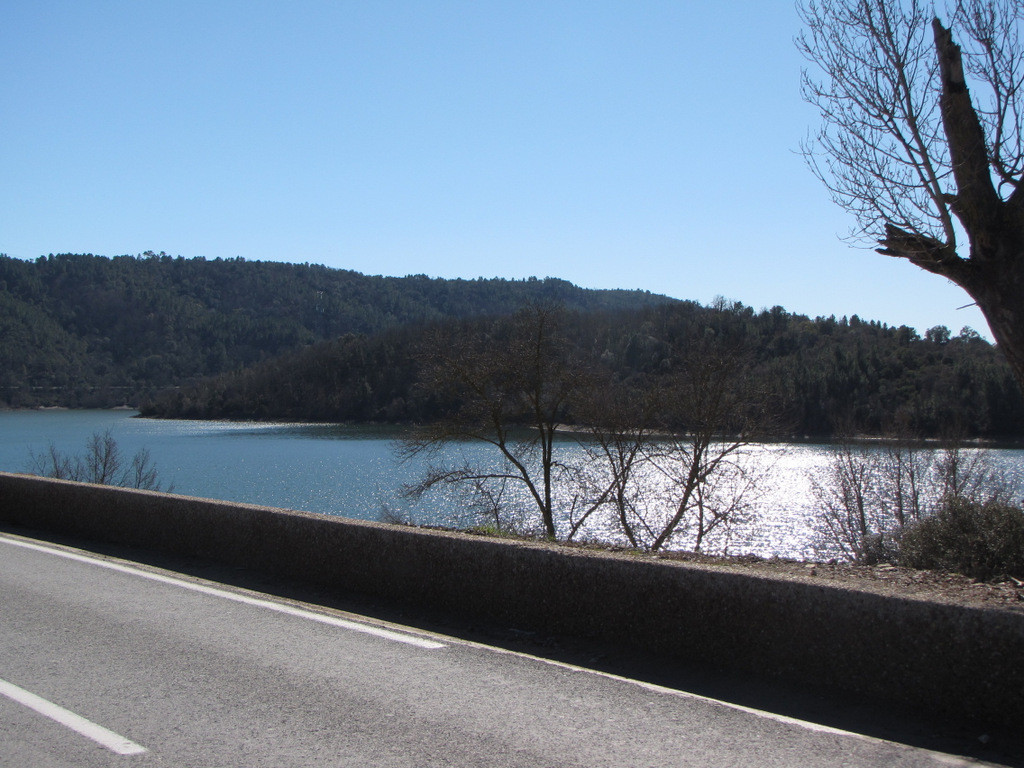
[[3, 410, 1023, 560]]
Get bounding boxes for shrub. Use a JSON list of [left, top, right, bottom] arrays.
[[898, 496, 1024, 580]]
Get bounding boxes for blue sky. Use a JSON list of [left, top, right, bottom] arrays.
[[1, 1, 990, 337]]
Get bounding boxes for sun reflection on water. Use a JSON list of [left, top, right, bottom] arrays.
[[3, 411, 1023, 561]]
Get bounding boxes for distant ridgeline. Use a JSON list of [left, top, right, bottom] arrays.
[[2, 253, 1022, 437], [0, 252, 671, 408]]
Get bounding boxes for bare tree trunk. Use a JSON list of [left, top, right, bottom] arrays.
[[650, 442, 706, 552], [878, 18, 1024, 391], [969, 276, 1024, 389]]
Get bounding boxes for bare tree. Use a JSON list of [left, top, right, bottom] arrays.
[[875, 436, 934, 526], [811, 441, 891, 561], [400, 305, 602, 539], [403, 304, 773, 553], [933, 437, 1011, 499], [29, 429, 169, 491], [642, 342, 769, 553], [571, 320, 773, 554], [573, 379, 660, 548], [798, 0, 1024, 387], [811, 432, 1012, 561]]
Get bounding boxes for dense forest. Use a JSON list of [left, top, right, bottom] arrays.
[[141, 299, 1024, 438], [3, 253, 1022, 437], [0, 253, 671, 408]]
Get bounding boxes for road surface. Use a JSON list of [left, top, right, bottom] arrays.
[[0, 531, 1001, 767]]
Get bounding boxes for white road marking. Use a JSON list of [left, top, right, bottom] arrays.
[[0, 534, 445, 650], [0, 535, 978, 765], [0, 677, 147, 755], [443, 643, 981, 766], [439, 630, 982, 766]]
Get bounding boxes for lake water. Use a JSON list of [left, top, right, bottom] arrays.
[[3, 410, 1023, 560]]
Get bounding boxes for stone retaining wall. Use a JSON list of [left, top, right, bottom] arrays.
[[1, 471, 1021, 729]]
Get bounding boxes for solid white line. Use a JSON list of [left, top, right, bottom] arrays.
[[1, 536, 971, 764], [0, 535, 445, 650], [0, 678, 147, 755], [443, 637, 980, 767]]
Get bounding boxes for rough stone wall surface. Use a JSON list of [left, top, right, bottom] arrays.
[[1, 471, 1021, 729]]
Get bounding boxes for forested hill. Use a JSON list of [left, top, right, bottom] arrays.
[[0, 253, 673, 408], [143, 301, 1024, 439], [6, 252, 1023, 437]]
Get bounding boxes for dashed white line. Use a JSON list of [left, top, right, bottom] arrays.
[[0, 677, 147, 755], [0, 534, 445, 650]]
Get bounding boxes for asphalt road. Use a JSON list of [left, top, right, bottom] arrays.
[[0, 531, 1003, 767]]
